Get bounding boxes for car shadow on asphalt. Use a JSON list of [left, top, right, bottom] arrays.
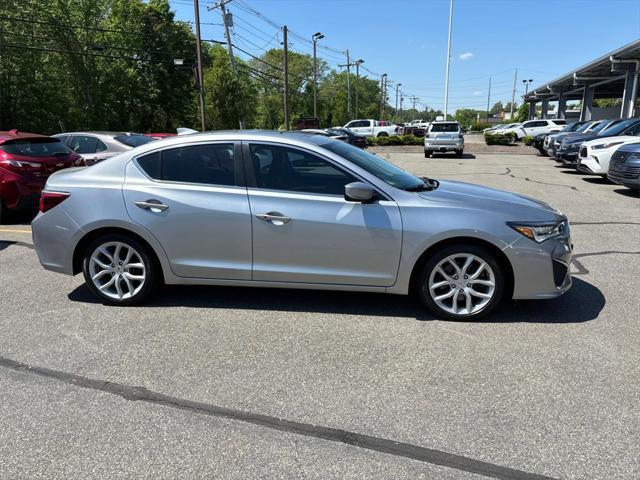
[[68, 277, 603, 324], [429, 153, 476, 159], [581, 176, 611, 185], [613, 187, 639, 198]]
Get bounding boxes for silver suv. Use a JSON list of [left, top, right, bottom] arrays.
[[424, 121, 464, 157], [32, 131, 572, 320]]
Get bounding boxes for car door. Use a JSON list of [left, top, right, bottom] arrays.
[[243, 141, 402, 286], [122, 141, 252, 280]]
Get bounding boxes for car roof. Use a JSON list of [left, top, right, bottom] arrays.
[[0, 130, 48, 144], [54, 131, 143, 138]]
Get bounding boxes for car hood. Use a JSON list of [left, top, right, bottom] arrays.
[[418, 180, 563, 222], [582, 135, 640, 148], [563, 133, 599, 144]]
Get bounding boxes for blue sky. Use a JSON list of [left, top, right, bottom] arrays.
[[169, 0, 640, 113]]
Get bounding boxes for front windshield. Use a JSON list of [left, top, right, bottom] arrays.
[[589, 121, 610, 133], [317, 139, 424, 190], [598, 118, 638, 136]]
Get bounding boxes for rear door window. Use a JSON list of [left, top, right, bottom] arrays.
[[137, 143, 238, 186], [69, 135, 107, 154]]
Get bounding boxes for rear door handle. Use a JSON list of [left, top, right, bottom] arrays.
[[135, 200, 169, 212], [255, 212, 291, 225]]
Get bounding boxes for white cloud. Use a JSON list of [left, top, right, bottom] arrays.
[[459, 52, 474, 60], [472, 90, 482, 96]]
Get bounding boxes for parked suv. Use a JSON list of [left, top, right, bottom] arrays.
[[0, 130, 81, 223], [424, 121, 463, 157], [577, 119, 640, 176], [343, 119, 398, 138], [519, 119, 567, 138], [607, 143, 640, 191], [54, 131, 155, 165]]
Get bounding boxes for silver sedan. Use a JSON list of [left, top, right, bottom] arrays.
[[32, 131, 572, 320]]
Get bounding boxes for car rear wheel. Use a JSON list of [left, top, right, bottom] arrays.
[[455, 149, 463, 158], [424, 150, 432, 158], [377, 132, 388, 137], [417, 244, 504, 321], [0, 198, 6, 224], [82, 234, 159, 305]]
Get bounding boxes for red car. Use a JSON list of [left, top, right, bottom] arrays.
[[0, 130, 82, 223]]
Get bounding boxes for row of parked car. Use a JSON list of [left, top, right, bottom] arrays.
[[532, 117, 640, 192], [0, 129, 168, 223], [484, 119, 569, 140]]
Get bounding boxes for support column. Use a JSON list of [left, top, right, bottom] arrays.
[[528, 101, 536, 120], [580, 86, 594, 121], [541, 98, 549, 119], [620, 69, 639, 118], [557, 93, 567, 119]]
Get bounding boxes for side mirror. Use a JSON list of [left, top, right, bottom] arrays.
[[345, 182, 376, 203]]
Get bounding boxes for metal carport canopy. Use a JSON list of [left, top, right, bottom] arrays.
[[523, 39, 640, 102]]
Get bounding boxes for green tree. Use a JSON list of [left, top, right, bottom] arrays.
[[490, 101, 504, 114]]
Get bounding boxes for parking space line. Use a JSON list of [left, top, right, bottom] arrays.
[[0, 228, 31, 234]]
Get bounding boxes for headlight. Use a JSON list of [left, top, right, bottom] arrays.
[[507, 221, 566, 243], [626, 152, 640, 161], [592, 141, 624, 150]]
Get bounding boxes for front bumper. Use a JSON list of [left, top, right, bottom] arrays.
[[608, 165, 640, 189], [507, 226, 573, 299], [555, 149, 579, 165], [577, 154, 606, 175]]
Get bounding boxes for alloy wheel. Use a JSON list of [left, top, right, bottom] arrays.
[[88, 241, 146, 301], [428, 253, 496, 316]]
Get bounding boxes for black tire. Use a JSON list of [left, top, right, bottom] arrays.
[[82, 233, 160, 306], [537, 148, 547, 156], [455, 149, 463, 158], [0, 197, 6, 225], [417, 243, 505, 321], [424, 150, 432, 158], [377, 132, 388, 137]]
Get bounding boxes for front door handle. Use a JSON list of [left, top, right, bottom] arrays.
[[255, 212, 291, 225], [135, 200, 169, 212]]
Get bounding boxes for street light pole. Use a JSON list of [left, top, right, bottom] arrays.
[[380, 73, 387, 121], [312, 32, 324, 118], [523, 78, 533, 95], [443, 0, 454, 121]]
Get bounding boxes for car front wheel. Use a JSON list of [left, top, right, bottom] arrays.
[[82, 234, 159, 305], [418, 244, 504, 321]]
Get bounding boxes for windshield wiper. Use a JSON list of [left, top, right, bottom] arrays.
[[405, 177, 439, 191]]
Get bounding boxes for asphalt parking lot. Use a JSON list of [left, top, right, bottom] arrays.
[[1, 150, 638, 480]]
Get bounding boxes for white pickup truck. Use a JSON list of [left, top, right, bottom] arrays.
[[344, 119, 398, 137]]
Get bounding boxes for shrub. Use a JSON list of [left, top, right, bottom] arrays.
[[470, 122, 492, 132], [484, 131, 516, 145], [523, 135, 534, 146], [368, 135, 423, 146]]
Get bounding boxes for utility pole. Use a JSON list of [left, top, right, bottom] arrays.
[[411, 95, 418, 120], [355, 59, 364, 118], [345, 50, 351, 117], [380, 73, 387, 121], [283, 26, 289, 130], [486, 76, 492, 122], [510, 68, 518, 119], [395, 83, 402, 124], [210, 0, 244, 128], [444, 0, 454, 120], [193, 0, 206, 130], [399, 94, 404, 123], [312, 32, 324, 118], [339, 53, 357, 119]]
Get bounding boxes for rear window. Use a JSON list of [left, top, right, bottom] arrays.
[[430, 123, 459, 132], [115, 135, 155, 148], [0, 138, 72, 157], [553, 119, 567, 125]]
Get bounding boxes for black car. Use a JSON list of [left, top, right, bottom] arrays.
[[555, 118, 640, 167], [533, 121, 589, 155], [326, 128, 367, 148], [608, 143, 640, 191]]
